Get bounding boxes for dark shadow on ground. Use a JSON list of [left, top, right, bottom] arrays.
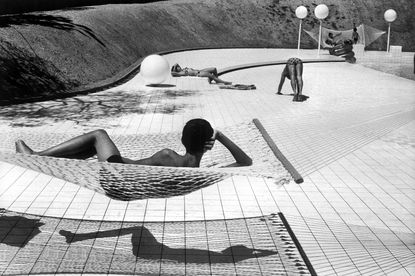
[[0, 208, 295, 275], [0, 210, 44, 248], [60, 225, 277, 263], [0, 0, 167, 15], [0, 13, 105, 47], [0, 89, 196, 127], [0, 14, 106, 105], [0, 38, 79, 104], [146, 84, 176, 88]]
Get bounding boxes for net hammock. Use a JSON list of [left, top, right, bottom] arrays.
[[304, 24, 385, 48], [0, 121, 291, 201]]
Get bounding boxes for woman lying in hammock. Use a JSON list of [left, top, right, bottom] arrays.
[[171, 63, 232, 85], [15, 119, 252, 168]]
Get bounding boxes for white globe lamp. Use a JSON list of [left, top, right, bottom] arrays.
[[140, 54, 170, 85], [295, 6, 308, 52], [384, 9, 397, 22], [296, 6, 308, 19], [384, 9, 397, 52], [314, 4, 329, 20], [314, 4, 329, 56]]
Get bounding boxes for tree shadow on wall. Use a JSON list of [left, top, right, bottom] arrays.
[[0, 13, 107, 104], [0, 38, 79, 104], [0, 13, 105, 47], [0, 89, 196, 127], [1, 0, 167, 15]]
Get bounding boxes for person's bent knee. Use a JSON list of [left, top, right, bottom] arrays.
[[93, 129, 109, 138]]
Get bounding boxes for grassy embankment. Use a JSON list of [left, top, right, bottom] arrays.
[[0, 0, 414, 105]]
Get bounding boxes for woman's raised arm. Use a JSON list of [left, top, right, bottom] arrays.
[[209, 130, 252, 166]]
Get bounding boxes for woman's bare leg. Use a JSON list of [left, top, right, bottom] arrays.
[[201, 67, 218, 77], [287, 64, 298, 97], [15, 140, 34, 154], [16, 129, 121, 161], [198, 71, 231, 85], [295, 62, 303, 96], [209, 75, 232, 85]]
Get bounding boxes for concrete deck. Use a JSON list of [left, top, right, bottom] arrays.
[[0, 48, 414, 275]]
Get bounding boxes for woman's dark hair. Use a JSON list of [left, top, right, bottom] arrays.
[[181, 119, 213, 153], [171, 63, 181, 72]]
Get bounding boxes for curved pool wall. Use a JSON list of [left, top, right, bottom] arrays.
[[1, 0, 413, 104]]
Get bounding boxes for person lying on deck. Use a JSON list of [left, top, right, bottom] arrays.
[[15, 119, 252, 168], [171, 63, 232, 85]]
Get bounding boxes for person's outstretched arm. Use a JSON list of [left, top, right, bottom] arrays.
[[207, 130, 252, 166]]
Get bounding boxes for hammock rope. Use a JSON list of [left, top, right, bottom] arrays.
[[304, 24, 385, 48], [0, 121, 291, 200]]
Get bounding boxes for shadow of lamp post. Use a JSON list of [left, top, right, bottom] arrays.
[[314, 4, 329, 57]]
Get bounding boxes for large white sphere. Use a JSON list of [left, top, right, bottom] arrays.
[[315, 4, 329, 20], [295, 6, 308, 19], [140, 54, 170, 85], [384, 9, 397, 23]]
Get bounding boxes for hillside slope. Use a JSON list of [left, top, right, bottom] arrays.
[[0, 0, 413, 104]]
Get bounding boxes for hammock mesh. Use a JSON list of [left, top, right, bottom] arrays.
[[304, 24, 385, 48], [0, 122, 291, 201]]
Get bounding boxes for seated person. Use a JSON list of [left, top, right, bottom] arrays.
[[337, 40, 356, 63], [15, 119, 252, 168], [171, 63, 232, 85], [325, 32, 342, 47], [332, 39, 354, 56], [352, 27, 359, 44]]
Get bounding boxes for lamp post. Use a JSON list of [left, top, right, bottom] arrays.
[[314, 4, 329, 56], [384, 9, 397, 52], [295, 6, 308, 53]]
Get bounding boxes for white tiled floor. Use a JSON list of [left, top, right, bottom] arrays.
[[0, 48, 414, 275]]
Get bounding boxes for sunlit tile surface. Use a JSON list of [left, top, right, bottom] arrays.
[[0, 48, 414, 275]]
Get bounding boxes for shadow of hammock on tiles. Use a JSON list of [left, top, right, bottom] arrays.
[[0, 120, 299, 201], [0, 209, 315, 275]]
